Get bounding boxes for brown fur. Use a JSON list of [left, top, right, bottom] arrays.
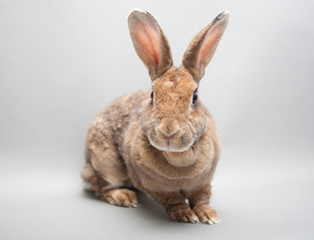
[[81, 9, 229, 224]]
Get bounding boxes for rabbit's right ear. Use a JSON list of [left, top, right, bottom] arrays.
[[128, 9, 173, 81]]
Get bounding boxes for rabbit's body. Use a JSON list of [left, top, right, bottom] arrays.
[[82, 90, 150, 192], [81, 9, 229, 224]]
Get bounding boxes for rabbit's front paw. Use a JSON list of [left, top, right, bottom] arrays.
[[193, 205, 220, 225], [167, 207, 199, 223]]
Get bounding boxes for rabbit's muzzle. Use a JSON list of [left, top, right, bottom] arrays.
[[158, 117, 180, 140], [147, 117, 194, 153]]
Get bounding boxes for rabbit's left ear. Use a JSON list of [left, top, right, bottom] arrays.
[[128, 9, 173, 81], [182, 11, 229, 84]]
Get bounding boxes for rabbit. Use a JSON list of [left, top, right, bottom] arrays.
[[81, 9, 229, 224]]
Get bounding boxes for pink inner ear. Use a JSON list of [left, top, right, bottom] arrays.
[[199, 25, 223, 67], [134, 21, 160, 66]]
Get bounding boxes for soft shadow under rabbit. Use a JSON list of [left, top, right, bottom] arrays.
[[81, 9, 229, 224]]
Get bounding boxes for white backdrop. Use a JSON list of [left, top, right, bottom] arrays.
[[1, 0, 313, 239]]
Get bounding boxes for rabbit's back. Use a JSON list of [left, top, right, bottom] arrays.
[[85, 90, 150, 160]]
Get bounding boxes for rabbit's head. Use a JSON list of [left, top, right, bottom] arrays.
[[128, 9, 229, 153]]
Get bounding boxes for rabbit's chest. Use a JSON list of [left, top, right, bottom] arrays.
[[125, 153, 213, 193], [141, 167, 211, 193]]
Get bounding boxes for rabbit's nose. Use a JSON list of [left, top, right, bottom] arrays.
[[160, 130, 178, 140], [157, 117, 180, 140]]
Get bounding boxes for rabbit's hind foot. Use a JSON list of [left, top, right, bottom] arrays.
[[97, 188, 140, 208]]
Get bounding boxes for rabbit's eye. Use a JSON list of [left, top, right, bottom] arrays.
[[192, 90, 198, 104], [150, 91, 154, 101]]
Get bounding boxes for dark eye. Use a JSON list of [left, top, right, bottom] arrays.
[[150, 91, 154, 100], [192, 90, 198, 104]]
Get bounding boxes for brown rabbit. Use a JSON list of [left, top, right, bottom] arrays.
[[81, 9, 229, 224]]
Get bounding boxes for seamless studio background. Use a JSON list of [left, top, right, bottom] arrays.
[[1, 0, 313, 239]]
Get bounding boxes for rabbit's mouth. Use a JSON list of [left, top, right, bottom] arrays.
[[148, 135, 194, 153], [156, 144, 191, 153], [144, 121, 197, 153]]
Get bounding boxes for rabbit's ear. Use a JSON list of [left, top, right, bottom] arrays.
[[182, 11, 229, 84], [128, 9, 173, 81]]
